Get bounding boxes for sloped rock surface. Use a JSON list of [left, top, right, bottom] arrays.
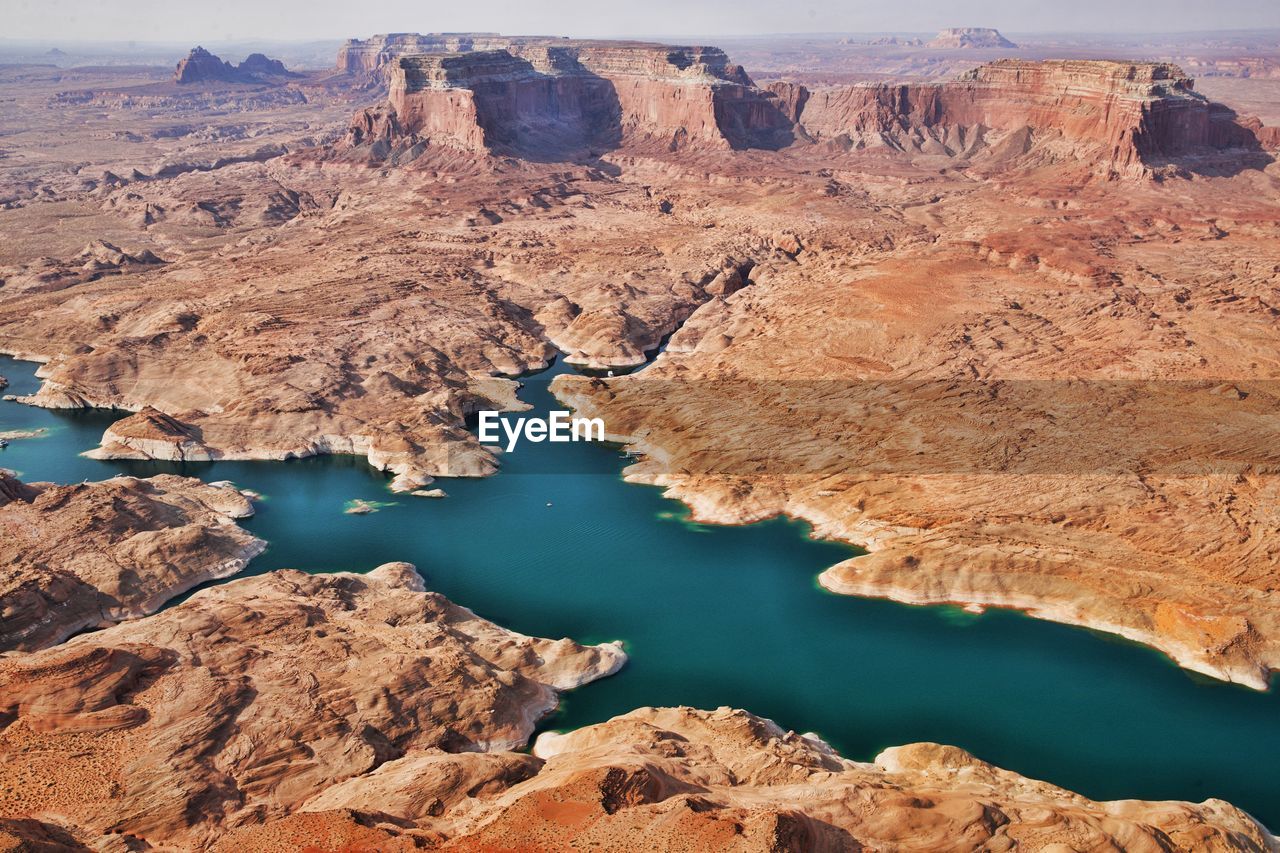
[[0, 472, 262, 651], [217, 707, 1277, 851], [0, 563, 626, 848]]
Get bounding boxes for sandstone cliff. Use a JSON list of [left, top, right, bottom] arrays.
[[0, 563, 626, 848], [782, 60, 1278, 176], [347, 41, 793, 158], [0, 472, 262, 651], [347, 51, 1277, 176], [337, 32, 528, 76]]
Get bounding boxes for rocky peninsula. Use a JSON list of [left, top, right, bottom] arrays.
[[0, 471, 262, 651], [2, 27, 1280, 849]]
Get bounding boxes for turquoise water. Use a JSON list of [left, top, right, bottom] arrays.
[[1, 353, 1277, 828]]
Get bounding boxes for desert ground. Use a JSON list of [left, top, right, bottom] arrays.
[[1, 27, 1280, 851]]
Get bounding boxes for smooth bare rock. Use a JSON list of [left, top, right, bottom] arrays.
[[299, 749, 542, 821], [85, 406, 213, 462], [0, 563, 626, 848], [461, 707, 1271, 851], [411, 487, 447, 498], [4, 40, 1280, 850], [231, 707, 1276, 851], [0, 472, 262, 651], [552, 172, 1280, 690]]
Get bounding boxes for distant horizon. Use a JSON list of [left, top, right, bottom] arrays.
[[3, 25, 1280, 50], [5, 0, 1280, 44]]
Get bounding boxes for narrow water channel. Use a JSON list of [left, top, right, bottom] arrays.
[[1, 353, 1276, 829]]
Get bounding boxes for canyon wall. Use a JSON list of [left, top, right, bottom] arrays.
[[784, 60, 1276, 173], [347, 44, 1277, 174], [350, 42, 793, 156], [337, 32, 528, 75]]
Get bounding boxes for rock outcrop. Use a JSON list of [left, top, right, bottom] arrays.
[[549, 155, 1280, 692], [237, 52, 298, 79], [337, 32, 531, 76], [928, 27, 1017, 49], [0, 240, 163, 296], [181, 707, 1280, 850], [0, 472, 262, 651], [173, 46, 298, 85], [0, 563, 626, 848], [348, 49, 1277, 174], [781, 60, 1278, 176], [86, 406, 214, 462], [348, 41, 793, 157], [5, 32, 1280, 852]]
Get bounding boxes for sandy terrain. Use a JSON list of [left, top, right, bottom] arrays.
[[2, 33, 1280, 849]]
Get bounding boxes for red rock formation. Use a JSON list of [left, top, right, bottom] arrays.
[[237, 52, 298, 79], [174, 47, 241, 84], [787, 60, 1280, 175], [181, 707, 1280, 851], [349, 42, 793, 157], [0, 473, 262, 652], [0, 563, 625, 848], [347, 50, 1276, 172]]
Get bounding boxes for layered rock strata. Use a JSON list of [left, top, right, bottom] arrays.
[[349, 42, 792, 156], [351, 52, 1278, 174], [337, 32, 528, 75], [779, 60, 1278, 175], [155, 707, 1280, 850], [0, 472, 262, 651], [0, 156, 776, 486], [0, 240, 163, 296], [0, 563, 626, 848], [550, 168, 1280, 691]]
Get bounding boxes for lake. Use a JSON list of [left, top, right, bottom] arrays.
[[2, 353, 1276, 829]]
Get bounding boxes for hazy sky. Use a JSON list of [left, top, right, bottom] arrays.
[[6, 0, 1280, 43]]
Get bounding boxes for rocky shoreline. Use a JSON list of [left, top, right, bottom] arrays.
[[0, 471, 265, 651], [0, 471, 1275, 849], [4, 30, 1280, 848]]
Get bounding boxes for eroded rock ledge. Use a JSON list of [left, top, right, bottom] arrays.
[[775, 60, 1278, 176], [0, 482, 1271, 849], [0, 471, 263, 651], [348, 40, 790, 158], [347, 48, 1278, 175], [549, 188, 1280, 691], [114, 707, 1280, 850], [0, 562, 626, 849]]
